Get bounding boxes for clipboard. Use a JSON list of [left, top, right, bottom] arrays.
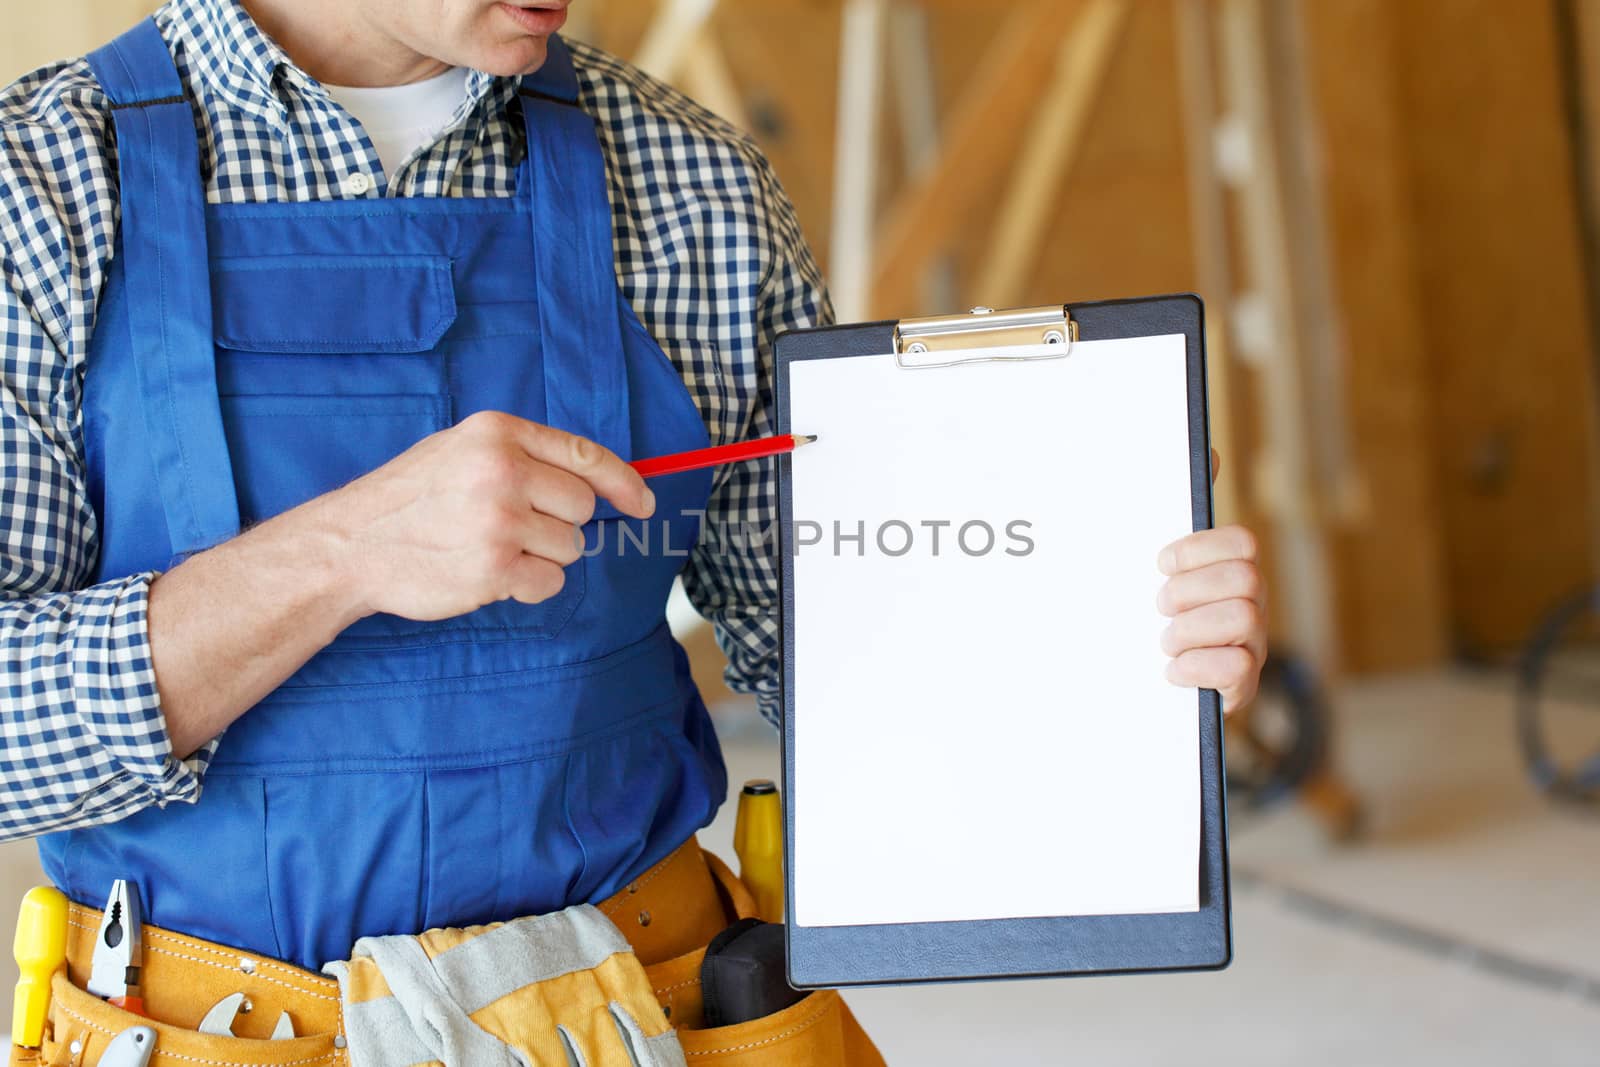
[[773, 293, 1231, 987]]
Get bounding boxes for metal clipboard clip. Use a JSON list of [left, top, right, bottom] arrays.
[[892, 304, 1078, 369]]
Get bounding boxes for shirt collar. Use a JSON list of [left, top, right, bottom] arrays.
[[166, 0, 296, 124], [165, 0, 513, 163]]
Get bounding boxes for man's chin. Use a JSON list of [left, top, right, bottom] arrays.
[[476, 36, 551, 78]]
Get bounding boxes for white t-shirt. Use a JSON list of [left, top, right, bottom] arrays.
[[322, 66, 471, 182]]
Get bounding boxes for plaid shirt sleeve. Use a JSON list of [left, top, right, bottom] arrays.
[[679, 153, 833, 728], [1, 71, 214, 843]]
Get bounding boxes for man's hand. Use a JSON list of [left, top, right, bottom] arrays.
[[314, 411, 655, 622], [1155, 450, 1266, 713], [150, 411, 652, 758]]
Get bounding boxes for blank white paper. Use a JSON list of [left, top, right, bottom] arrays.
[[788, 333, 1200, 928]]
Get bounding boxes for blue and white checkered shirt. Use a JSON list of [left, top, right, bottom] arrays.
[[0, 0, 827, 840]]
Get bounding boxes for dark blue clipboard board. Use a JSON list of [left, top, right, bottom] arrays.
[[773, 293, 1231, 988]]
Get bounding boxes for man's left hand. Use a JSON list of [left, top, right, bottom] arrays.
[[1155, 451, 1267, 714]]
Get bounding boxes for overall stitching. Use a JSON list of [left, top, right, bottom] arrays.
[[261, 779, 288, 962], [559, 752, 591, 905], [418, 775, 432, 933]]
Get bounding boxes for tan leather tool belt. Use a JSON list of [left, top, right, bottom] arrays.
[[9, 839, 882, 1066]]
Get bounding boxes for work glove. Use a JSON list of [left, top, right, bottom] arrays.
[[326, 904, 684, 1067]]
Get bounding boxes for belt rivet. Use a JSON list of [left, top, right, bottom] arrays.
[[335, 1035, 348, 1049], [239, 957, 257, 975], [628, 883, 640, 894], [638, 909, 652, 927], [240, 996, 254, 1014]]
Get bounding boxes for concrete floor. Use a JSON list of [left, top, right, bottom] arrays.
[[2, 669, 1596, 1063]]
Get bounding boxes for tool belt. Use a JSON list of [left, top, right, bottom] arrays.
[[8, 839, 882, 1066]]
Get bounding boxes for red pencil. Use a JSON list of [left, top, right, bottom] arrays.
[[630, 434, 818, 479]]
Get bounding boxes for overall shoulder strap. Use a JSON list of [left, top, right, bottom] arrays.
[[86, 19, 241, 557], [516, 37, 633, 462], [87, 16, 184, 104], [518, 31, 581, 105]]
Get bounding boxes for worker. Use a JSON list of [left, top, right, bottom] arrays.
[[0, 0, 1268, 1061]]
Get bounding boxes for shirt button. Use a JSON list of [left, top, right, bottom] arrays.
[[343, 172, 373, 196]]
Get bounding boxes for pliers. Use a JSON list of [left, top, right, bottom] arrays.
[[87, 880, 146, 1017]]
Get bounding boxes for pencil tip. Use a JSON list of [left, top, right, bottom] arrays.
[[797, 434, 818, 446]]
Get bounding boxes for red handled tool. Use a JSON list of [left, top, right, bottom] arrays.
[[88, 881, 146, 1018], [629, 434, 817, 479]]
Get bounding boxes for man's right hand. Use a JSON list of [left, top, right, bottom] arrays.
[[313, 410, 655, 623], [147, 411, 654, 757]]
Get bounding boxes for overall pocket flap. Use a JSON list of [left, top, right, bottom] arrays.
[[212, 254, 457, 353]]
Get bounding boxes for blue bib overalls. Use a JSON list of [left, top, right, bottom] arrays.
[[40, 19, 728, 972]]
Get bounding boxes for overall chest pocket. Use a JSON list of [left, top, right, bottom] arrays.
[[212, 255, 457, 524], [218, 391, 449, 522], [210, 254, 584, 642]]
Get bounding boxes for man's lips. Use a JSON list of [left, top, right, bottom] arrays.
[[496, 1, 569, 35]]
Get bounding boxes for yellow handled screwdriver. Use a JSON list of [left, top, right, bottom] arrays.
[[12, 885, 68, 1048], [733, 779, 785, 922]]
